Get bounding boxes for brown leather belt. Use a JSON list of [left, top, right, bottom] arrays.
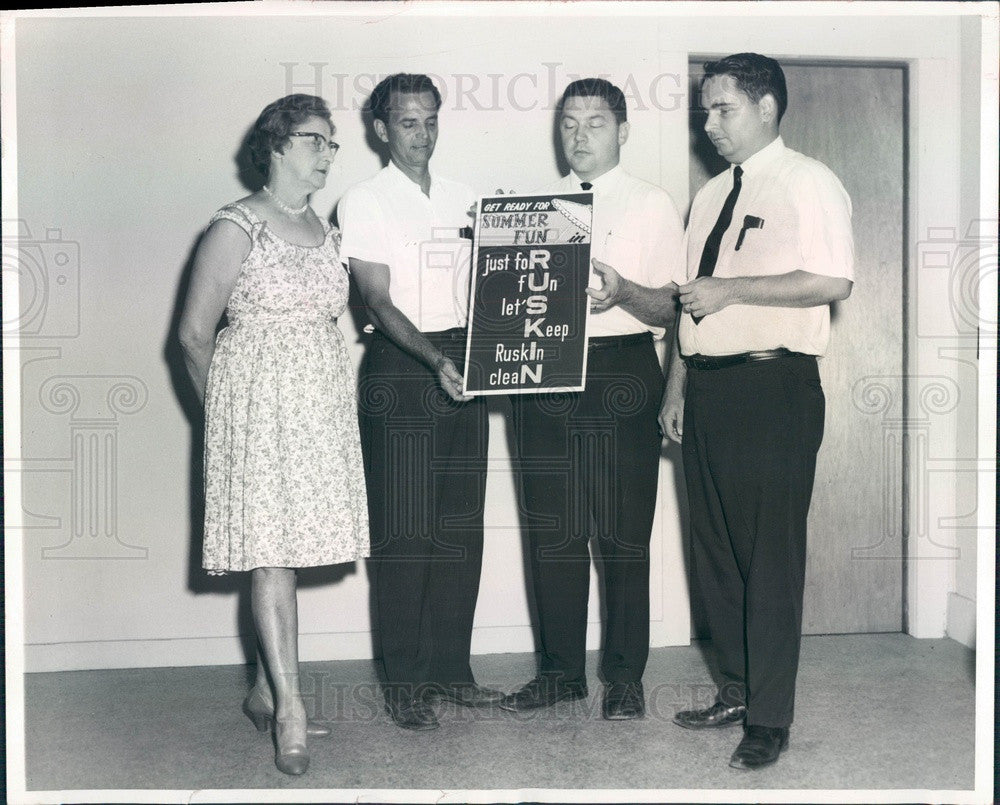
[[683, 348, 810, 370]]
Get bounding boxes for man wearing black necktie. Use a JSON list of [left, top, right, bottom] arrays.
[[500, 79, 684, 721], [661, 53, 854, 770]]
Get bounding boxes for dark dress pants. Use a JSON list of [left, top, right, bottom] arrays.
[[511, 336, 664, 685], [682, 354, 825, 728], [358, 329, 488, 698]]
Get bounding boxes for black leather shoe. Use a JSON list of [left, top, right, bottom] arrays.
[[673, 701, 747, 729], [729, 725, 789, 770], [499, 676, 588, 712], [430, 683, 504, 708], [602, 682, 645, 720], [385, 696, 439, 731]]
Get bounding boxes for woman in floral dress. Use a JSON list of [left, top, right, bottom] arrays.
[[179, 94, 368, 776]]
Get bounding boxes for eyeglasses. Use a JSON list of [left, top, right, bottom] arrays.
[[288, 132, 340, 156]]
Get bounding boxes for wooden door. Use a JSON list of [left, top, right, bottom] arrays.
[[687, 60, 906, 634]]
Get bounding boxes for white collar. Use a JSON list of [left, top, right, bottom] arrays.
[[385, 159, 433, 196], [733, 135, 785, 177], [569, 163, 624, 192]]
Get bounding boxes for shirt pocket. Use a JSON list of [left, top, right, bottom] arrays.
[[728, 206, 794, 276]]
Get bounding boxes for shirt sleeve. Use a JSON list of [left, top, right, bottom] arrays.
[[642, 188, 686, 288], [794, 164, 855, 281], [337, 186, 390, 269]]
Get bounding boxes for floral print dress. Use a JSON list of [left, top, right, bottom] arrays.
[[201, 202, 369, 572]]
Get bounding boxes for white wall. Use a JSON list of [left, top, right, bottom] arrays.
[[6, 5, 991, 671]]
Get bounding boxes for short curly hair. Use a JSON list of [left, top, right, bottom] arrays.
[[702, 53, 787, 122], [247, 94, 334, 178], [367, 74, 442, 125]]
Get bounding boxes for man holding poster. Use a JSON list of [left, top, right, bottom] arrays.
[[338, 73, 500, 732], [500, 79, 684, 720]]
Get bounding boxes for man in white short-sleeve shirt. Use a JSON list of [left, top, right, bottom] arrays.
[[499, 78, 684, 722], [662, 53, 854, 771], [338, 73, 500, 732], [338, 160, 474, 334]]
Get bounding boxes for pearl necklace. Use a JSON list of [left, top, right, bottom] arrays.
[[263, 185, 308, 216]]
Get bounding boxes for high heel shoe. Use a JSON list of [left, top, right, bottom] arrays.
[[242, 689, 331, 738], [274, 717, 309, 776]]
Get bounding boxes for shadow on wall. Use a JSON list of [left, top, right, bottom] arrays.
[[551, 103, 571, 179], [360, 101, 390, 171]]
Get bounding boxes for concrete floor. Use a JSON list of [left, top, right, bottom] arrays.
[[20, 634, 978, 801]]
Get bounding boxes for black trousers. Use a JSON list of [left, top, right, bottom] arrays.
[[682, 354, 825, 728], [358, 329, 488, 696], [511, 335, 664, 684]]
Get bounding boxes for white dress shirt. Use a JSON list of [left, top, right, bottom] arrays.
[[338, 161, 476, 333], [547, 165, 684, 339], [678, 136, 854, 357]]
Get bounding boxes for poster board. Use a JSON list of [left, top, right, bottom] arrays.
[[462, 192, 593, 395]]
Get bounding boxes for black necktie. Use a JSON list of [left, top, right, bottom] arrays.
[[580, 182, 592, 191], [693, 165, 742, 323]]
